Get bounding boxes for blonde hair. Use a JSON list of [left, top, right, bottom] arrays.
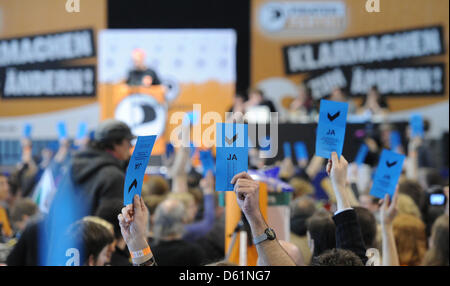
[[168, 192, 195, 210], [422, 214, 449, 266], [289, 177, 314, 199], [393, 214, 427, 266], [397, 193, 422, 219]]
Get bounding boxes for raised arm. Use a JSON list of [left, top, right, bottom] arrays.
[[327, 152, 367, 264], [380, 187, 400, 266], [118, 195, 156, 266], [231, 172, 296, 266]]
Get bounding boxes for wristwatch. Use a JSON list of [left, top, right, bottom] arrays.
[[253, 228, 276, 245]]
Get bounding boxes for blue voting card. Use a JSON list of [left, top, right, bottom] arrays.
[[315, 99, 348, 159], [355, 143, 369, 166], [23, 123, 32, 138], [76, 122, 87, 140], [294, 141, 308, 160], [370, 149, 405, 199], [390, 130, 402, 150], [57, 121, 67, 139], [410, 114, 424, 138], [199, 150, 215, 177], [215, 123, 248, 191], [283, 142, 292, 158], [124, 135, 157, 205]]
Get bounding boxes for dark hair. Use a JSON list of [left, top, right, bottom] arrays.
[[67, 219, 114, 265], [306, 210, 336, 257], [10, 198, 38, 224], [89, 137, 125, 151], [248, 88, 265, 98], [354, 207, 377, 248], [290, 197, 316, 236], [398, 180, 425, 210], [310, 248, 364, 266], [95, 199, 124, 240]]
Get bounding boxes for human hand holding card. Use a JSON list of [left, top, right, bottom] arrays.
[[370, 149, 405, 199], [124, 135, 157, 205], [215, 123, 248, 191], [315, 99, 348, 159]]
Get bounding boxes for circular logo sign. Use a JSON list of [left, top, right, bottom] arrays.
[[258, 2, 287, 32], [115, 93, 167, 137]]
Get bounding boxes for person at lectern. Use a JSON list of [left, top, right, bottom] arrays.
[[126, 48, 161, 87]]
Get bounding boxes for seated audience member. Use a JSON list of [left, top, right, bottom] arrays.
[[354, 206, 377, 249], [66, 217, 115, 266], [422, 214, 449, 266], [226, 93, 247, 122], [329, 87, 357, 114], [244, 88, 277, 113], [306, 210, 336, 260], [310, 248, 363, 266], [95, 199, 132, 266], [288, 84, 316, 121], [359, 85, 389, 116], [151, 198, 206, 266], [9, 198, 38, 238], [290, 196, 316, 265], [393, 213, 427, 266]]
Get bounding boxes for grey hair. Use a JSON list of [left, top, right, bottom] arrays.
[[153, 198, 186, 244]]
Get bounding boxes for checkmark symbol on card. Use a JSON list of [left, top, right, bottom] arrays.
[[327, 111, 340, 122], [386, 161, 397, 168], [128, 179, 137, 193], [225, 134, 238, 145]]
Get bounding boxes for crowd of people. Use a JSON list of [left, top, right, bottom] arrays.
[[0, 85, 448, 267]]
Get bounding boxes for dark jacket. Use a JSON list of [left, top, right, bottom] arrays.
[[333, 209, 368, 265], [71, 148, 125, 215]]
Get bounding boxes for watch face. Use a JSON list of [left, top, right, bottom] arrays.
[[265, 228, 276, 240]]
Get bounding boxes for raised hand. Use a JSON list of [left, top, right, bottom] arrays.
[[118, 195, 149, 251], [231, 171, 261, 221]]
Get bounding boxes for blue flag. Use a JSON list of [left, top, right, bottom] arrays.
[[199, 150, 215, 177], [294, 141, 308, 160], [57, 121, 67, 140], [283, 142, 292, 158], [124, 135, 156, 205], [370, 149, 405, 199], [215, 123, 248, 191], [354, 143, 369, 166], [315, 99, 348, 159], [410, 114, 424, 138]]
